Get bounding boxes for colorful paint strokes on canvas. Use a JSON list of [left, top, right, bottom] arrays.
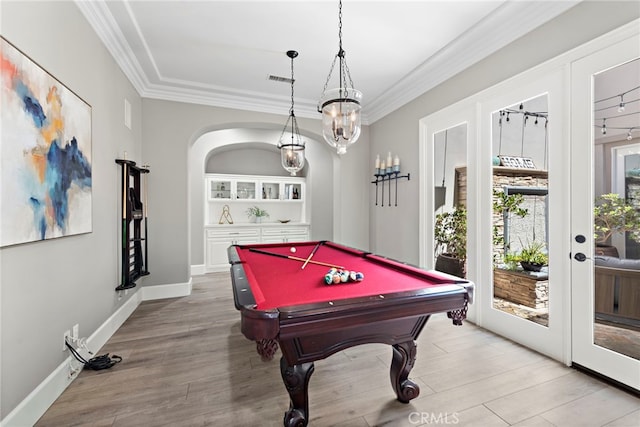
[[1, 38, 92, 247]]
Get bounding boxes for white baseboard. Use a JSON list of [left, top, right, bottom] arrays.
[[0, 290, 142, 427], [191, 263, 206, 276], [141, 278, 192, 301], [1, 279, 192, 427]]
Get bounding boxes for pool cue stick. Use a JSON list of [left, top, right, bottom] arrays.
[[248, 247, 344, 269], [142, 165, 149, 274], [301, 241, 323, 269], [121, 160, 128, 286]]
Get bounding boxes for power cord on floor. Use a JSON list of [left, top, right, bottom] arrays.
[[65, 339, 122, 371]]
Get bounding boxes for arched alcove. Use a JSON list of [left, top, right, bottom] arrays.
[[204, 142, 308, 177], [188, 127, 334, 272]]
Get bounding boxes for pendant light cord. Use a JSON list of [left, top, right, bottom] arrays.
[[520, 114, 527, 157], [441, 130, 448, 187], [289, 54, 295, 117], [319, 0, 354, 98], [498, 113, 503, 155]]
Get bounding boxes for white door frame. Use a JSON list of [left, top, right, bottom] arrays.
[[570, 35, 640, 391], [419, 103, 478, 322], [476, 68, 570, 364], [419, 20, 640, 371]]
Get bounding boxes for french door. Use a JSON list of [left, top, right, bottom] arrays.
[[475, 69, 569, 363], [570, 36, 640, 391]]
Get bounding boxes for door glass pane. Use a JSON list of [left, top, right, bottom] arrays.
[[593, 59, 640, 360], [433, 123, 467, 279], [491, 94, 550, 326]]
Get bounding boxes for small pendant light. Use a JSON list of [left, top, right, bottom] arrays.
[[278, 50, 305, 176]]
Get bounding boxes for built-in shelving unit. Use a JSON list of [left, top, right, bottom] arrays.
[[204, 173, 309, 272]]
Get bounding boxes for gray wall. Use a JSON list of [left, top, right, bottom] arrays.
[[369, 1, 640, 266], [143, 99, 370, 284], [206, 146, 308, 176], [2, 0, 638, 421], [188, 126, 341, 266], [1, 1, 143, 418]]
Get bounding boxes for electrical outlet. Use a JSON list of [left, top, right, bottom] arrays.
[[72, 324, 79, 341], [63, 330, 71, 351]]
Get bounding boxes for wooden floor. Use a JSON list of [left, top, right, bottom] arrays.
[[36, 273, 640, 427]]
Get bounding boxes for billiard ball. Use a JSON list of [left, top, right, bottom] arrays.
[[290, 247, 296, 253]]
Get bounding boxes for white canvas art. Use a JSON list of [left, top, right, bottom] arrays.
[[1, 37, 92, 247]]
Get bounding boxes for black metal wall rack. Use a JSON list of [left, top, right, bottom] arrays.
[[371, 172, 410, 207], [115, 159, 150, 291]]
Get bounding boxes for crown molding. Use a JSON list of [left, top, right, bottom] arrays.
[[75, 0, 150, 93], [364, 1, 581, 123], [76, 0, 575, 126], [75, 0, 332, 121]]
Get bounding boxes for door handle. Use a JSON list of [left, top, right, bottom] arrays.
[[575, 235, 586, 243], [574, 252, 589, 262]]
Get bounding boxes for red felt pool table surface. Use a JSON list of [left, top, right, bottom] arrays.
[[233, 240, 465, 310]]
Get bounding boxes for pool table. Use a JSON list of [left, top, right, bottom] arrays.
[[228, 241, 474, 427]]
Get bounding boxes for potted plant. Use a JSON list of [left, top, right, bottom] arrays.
[[434, 205, 467, 278], [246, 206, 269, 223], [492, 189, 528, 265], [517, 240, 549, 272], [594, 193, 640, 250]]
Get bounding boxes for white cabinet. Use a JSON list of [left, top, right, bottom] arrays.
[[206, 174, 304, 202], [206, 173, 307, 225], [260, 226, 310, 243], [204, 173, 310, 272], [261, 179, 303, 201], [205, 227, 260, 272], [207, 177, 256, 201], [204, 224, 310, 272]]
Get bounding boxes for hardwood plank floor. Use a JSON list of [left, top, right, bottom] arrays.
[[35, 273, 639, 427]]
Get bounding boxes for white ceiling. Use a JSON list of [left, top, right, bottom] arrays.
[[77, 0, 580, 124]]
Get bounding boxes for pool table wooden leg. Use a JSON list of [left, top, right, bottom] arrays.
[[390, 341, 420, 403], [280, 357, 315, 427]]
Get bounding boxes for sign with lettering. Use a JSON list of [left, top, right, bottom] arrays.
[[499, 156, 536, 169]]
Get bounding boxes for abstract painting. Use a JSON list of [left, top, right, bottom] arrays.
[[1, 37, 92, 247]]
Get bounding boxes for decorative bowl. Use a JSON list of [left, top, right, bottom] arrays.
[[278, 219, 291, 223]]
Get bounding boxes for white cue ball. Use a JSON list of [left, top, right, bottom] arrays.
[[290, 247, 296, 253]]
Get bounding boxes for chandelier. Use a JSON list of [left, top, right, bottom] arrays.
[[318, 0, 362, 155], [278, 50, 305, 176]]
